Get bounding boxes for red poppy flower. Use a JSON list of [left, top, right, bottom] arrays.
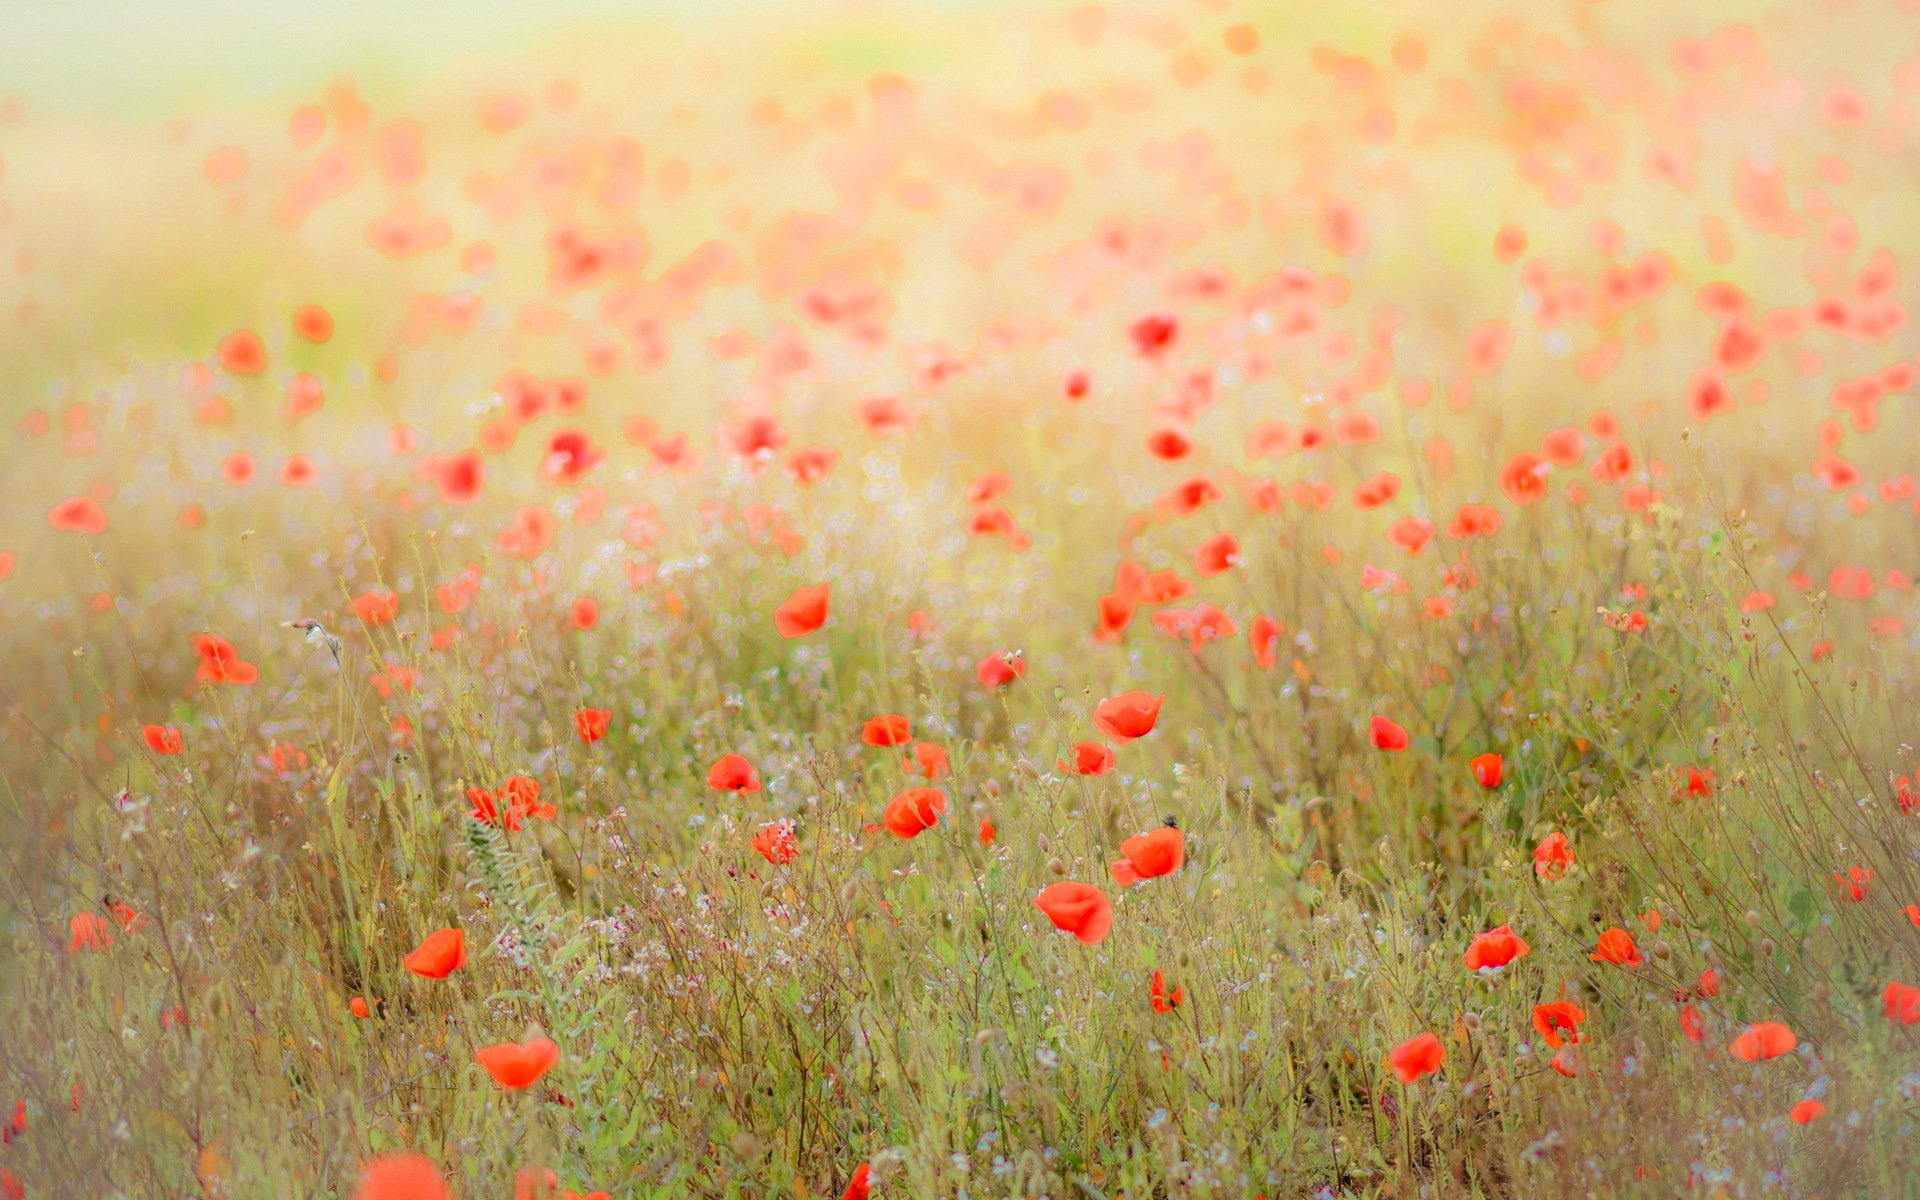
[[1148, 969, 1184, 1013], [861, 714, 911, 747], [1883, 980, 1920, 1025], [403, 928, 466, 979], [1531, 1000, 1586, 1048], [1191, 532, 1239, 576], [976, 652, 1026, 689], [1110, 825, 1185, 886], [1588, 928, 1642, 967], [752, 819, 798, 865], [903, 741, 950, 780], [216, 329, 267, 375], [1033, 882, 1112, 944], [475, 1037, 560, 1088], [1093, 691, 1164, 743], [1790, 1099, 1826, 1124], [1469, 752, 1503, 789], [774, 582, 830, 638], [1387, 1032, 1444, 1083], [1463, 924, 1530, 972], [353, 1154, 452, 1200], [1533, 832, 1574, 881], [841, 1163, 872, 1200], [573, 707, 612, 743], [1058, 741, 1116, 775], [882, 787, 947, 839], [47, 495, 108, 534], [142, 725, 184, 755], [352, 590, 399, 626], [1728, 1021, 1797, 1061], [707, 754, 761, 793], [1371, 715, 1409, 752], [192, 634, 259, 685], [68, 912, 113, 954]]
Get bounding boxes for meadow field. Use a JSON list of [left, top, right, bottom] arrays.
[[4, 0, 1920, 1196]]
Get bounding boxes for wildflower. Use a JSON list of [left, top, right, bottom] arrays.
[[353, 1154, 452, 1200], [903, 741, 950, 780], [1469, 752, 1503, 789], [1033, 882, 1113, 944], [192, 634, 259, 685], [1059, 741, 1116, 775], [476, 1037, 560, 1089], [841, 1163, 872, 1200], [1149, 969, 1184, 1013], [1728, 1021, 1797, 1061], [707, 754, 761, 793], [352, 590, 399, 626], [1371, 715, 1410, 751], [882, 788, 947, 839], [976, 651, 1026, 689], [1832, 866, 1873, 901], [1589, 928, 1642, 967], [1533, 832, 1574, 881], [774, 582, 830, 638], [1387, 1032, 1445, 1083], [1532, 1000, 1587, 1047], [1883, 981, 1920, 1026], [1093, 691, 1164, 742], [142, 724, 184, 755], [1110, 823, 1185, 886], [752, 820, 798, 865], [403, 928, 467, 979], [1463, 924, 1530, 972], [1790, 1099, 1826, 1123], [573, 707, 612, 743], [68, 912, 113, 954], [861, 714, 911, 747]]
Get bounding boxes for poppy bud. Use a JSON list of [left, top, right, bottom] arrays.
[[982, 779, 1001, 799], [1743, 909, 1763, 926], [1046, 856, 1066, 875], [1036, 833, 1052, 854], [1759, 937, 1776, 956], [1462, 1011, 1482, 1032], [1652, 940, 1670, 959], [731, 1132, 761, 1159], [838, 881, 859, 904]]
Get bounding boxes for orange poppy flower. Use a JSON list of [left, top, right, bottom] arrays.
[[882, 788, 947, 839], [1387, 1031, 1444, 1083], [707, 754, 761, 793], [573, 707, 612, 743], [841, 1163, 871, 1200], [1588, 927, 1642, 967], [142, 725, 183, 755], [1371, 715, 1409, 751], [403, 928, 466, 979], [1533, 832, 1574, 881], [1883, 980, 1920, 1025], [861, 714, 910, 747], [774, 582, 830, 638], [1058, 742, 1116, 776], [1093, 691, 1164, 743], [1728, 1021, 1797, 1061], [1033, 882, 1112, 944], [1469, 752, 1503, 789], [353, 1153, 451, 1200], [1110, 825, 1185, 886], [476, 1036, 560, 1088], [1463, 924, 1530, 972], [1531, 1000, 1586, 1048]]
